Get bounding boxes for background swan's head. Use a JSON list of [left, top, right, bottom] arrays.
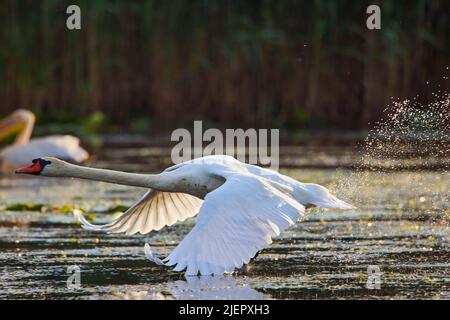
[[15, 157, 69, 176], [12, 109, 35, 123], [0, 109, 35, 141]]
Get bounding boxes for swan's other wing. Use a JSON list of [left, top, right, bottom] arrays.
[[75, 190, 203, 235], [145, 174, 305, 275]]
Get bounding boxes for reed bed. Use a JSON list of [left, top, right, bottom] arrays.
[[0, 0, 448, 133]]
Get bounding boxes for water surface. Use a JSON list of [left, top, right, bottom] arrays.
[[0, 148, 448, 299]]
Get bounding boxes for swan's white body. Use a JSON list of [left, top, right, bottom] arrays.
[[17, 155, 355, 276], [0, 110, 88, 170], [1, 135, 89, 166]]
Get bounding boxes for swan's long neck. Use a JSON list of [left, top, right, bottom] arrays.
[[54, 163, 165, 190]]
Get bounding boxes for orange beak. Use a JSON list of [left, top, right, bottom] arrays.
[[0, 115, 24, 141], [15, 160, 42, 174]]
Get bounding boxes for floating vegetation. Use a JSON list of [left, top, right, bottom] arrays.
[[6, 203, 45, 212], [104, 205, 130, 213], [59, 204, 79, 214], [2, 201, 132, 215]]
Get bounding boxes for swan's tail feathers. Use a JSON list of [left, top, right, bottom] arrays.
[[302, 183, 356, 210], [70, 145, 89, 163]]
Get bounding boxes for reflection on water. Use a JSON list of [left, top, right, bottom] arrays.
[[0, 146, 449, 300], [165, 276, 267, 300], [141, 276, 268, 300]]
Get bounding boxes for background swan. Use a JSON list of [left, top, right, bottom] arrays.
[[16, 155, 355, 276], [0, 109, 89, 172]]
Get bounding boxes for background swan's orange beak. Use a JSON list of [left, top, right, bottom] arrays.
[[0, 115, 24, 141], [15, 161, 42, 174]]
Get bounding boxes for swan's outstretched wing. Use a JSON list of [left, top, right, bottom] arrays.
[[145, 174, 305, 275], [75, 190, 203, 235]]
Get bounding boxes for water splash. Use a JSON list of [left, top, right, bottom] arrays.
[[361, 92, 449, 171], [334, 92, 449, 218]]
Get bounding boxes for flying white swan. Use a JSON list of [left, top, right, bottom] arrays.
[[16, 155, 355, 275], [0, 109, 89, 171]]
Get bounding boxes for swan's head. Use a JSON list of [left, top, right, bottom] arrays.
[[11, 110, 35, 124], [0, 109, 35, 141], [15, 157, 69, 176]]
